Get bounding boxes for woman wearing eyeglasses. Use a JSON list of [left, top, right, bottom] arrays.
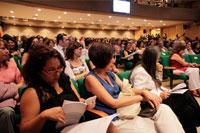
[[20, 45, 103, 133], [85, 42, 184, 133]]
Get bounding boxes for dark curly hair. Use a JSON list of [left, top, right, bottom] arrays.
[[89, 42, 115, 68], [22, 45, 66, 86], [65, 41, 82, 60]]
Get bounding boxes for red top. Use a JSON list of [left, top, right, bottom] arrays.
[[170, 59, 187, 72]]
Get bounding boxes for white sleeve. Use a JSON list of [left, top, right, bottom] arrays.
[[130, 68, 162, 96], [64, 61, 76, 80]]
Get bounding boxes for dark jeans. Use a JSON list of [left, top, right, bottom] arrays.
[[163, 91, 200, 133], [0, 107, 15, 133]]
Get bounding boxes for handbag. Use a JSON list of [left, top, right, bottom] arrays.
[[138, 101, 157, 118], [117, 79, 157, 119]]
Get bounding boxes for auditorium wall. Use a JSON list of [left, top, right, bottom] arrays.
[[162, 24, 200, 40], [3, 24, 135, 39]]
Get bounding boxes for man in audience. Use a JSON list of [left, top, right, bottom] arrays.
[[54, 33, 69, 59]]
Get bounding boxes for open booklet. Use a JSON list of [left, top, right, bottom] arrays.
[[161, 83, 188, 94], [56, 96, 96, 129]]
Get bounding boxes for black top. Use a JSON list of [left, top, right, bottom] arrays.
[[31, 73, 79, 133]]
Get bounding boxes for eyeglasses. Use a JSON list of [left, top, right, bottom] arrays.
[[43, 65, 63, 74], [0, 47, 7, 50]]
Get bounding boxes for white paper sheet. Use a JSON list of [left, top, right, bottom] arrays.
[[61, 114, 118, 133], [170, 83, 188, 94], [56, 101, 87, 129]]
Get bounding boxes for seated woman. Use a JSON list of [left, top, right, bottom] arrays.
[[65, 41, 89, 80], [170, 41, 200, 96], [21, 36, 39, 66], [85, 42, 184, 133], [0, 38, 23, 133], [130, 46, 200, 133], [20, 45, 117, 133]]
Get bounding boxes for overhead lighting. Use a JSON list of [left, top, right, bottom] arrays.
[[91, 21, 94, 24], [148, 23, 151, 25], [11, 16, 15, 18], [33, 17, 37, 20], [61, 26, 65, 29], [98, 19, 102, 22], [29, 24, 32, 26], [37, 8, 41, 12], [160, 20, 163, 23], [54, 19, 57, 22], [10, 10, 14, 14], [163, 23, 166, 26], [144, 19, 147, 22], [35, 13, 38, 17], [73, 21, 77, 23], [87, 14, 91, 17], [127, 18, 131, 20], [132, 22, 134, 24], [64, 11, 67, 14], [58, 16, 61, 19], [108, 16, 112, 19], [116, 20, 119, 23], [79, 18, 83, 20]]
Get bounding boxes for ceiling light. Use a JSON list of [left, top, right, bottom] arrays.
[[33, 17, 37, 20], [163, 23, 166, 26], [64, 12, 67, 14], [54, 19, 57, 22], [61, 26, 65, 29], [160, 20, 163, 23], [11, 16, 15, 18], [58, 16, 61, 19], [35, 14, 38, 17], [127, 18, 131, 20], [148, 23, 151, 25], [73, 21, 77, 23], [87, 14, 91, 17], [79, 18, 82, 20], [29, 24, 32, 26], [37, 8, 41, 12], [132, 22, 134, 24], [144, 19, 147, 22], [91, 21, 94, 24], [10, 10, 14, 14], [108, 16, 112, 19], [98, 19, 102, 22], [116, 20, 119, 23]]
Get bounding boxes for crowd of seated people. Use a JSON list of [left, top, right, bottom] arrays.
[[0, 32, 200, 133]]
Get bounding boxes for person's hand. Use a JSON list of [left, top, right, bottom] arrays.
[[160, 91, 170, 100], [142, 90, 161, 110], [85, 96, 96, 109], [156, 63, 163, 72], [41, 107, 65, 124]]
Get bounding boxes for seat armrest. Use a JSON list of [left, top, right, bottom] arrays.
[[87, 109, 108, 117], [163, 66, 176, 70]]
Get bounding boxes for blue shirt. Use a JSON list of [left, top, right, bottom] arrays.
[[88, 70, 120, 115]]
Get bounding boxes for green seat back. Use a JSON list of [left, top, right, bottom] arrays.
[[71, 79, 80, 94], [183, 54, 191, 63], [71, 78, 90, 99], [117, 71, 131, 80], [189, 54, 200, 64]]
